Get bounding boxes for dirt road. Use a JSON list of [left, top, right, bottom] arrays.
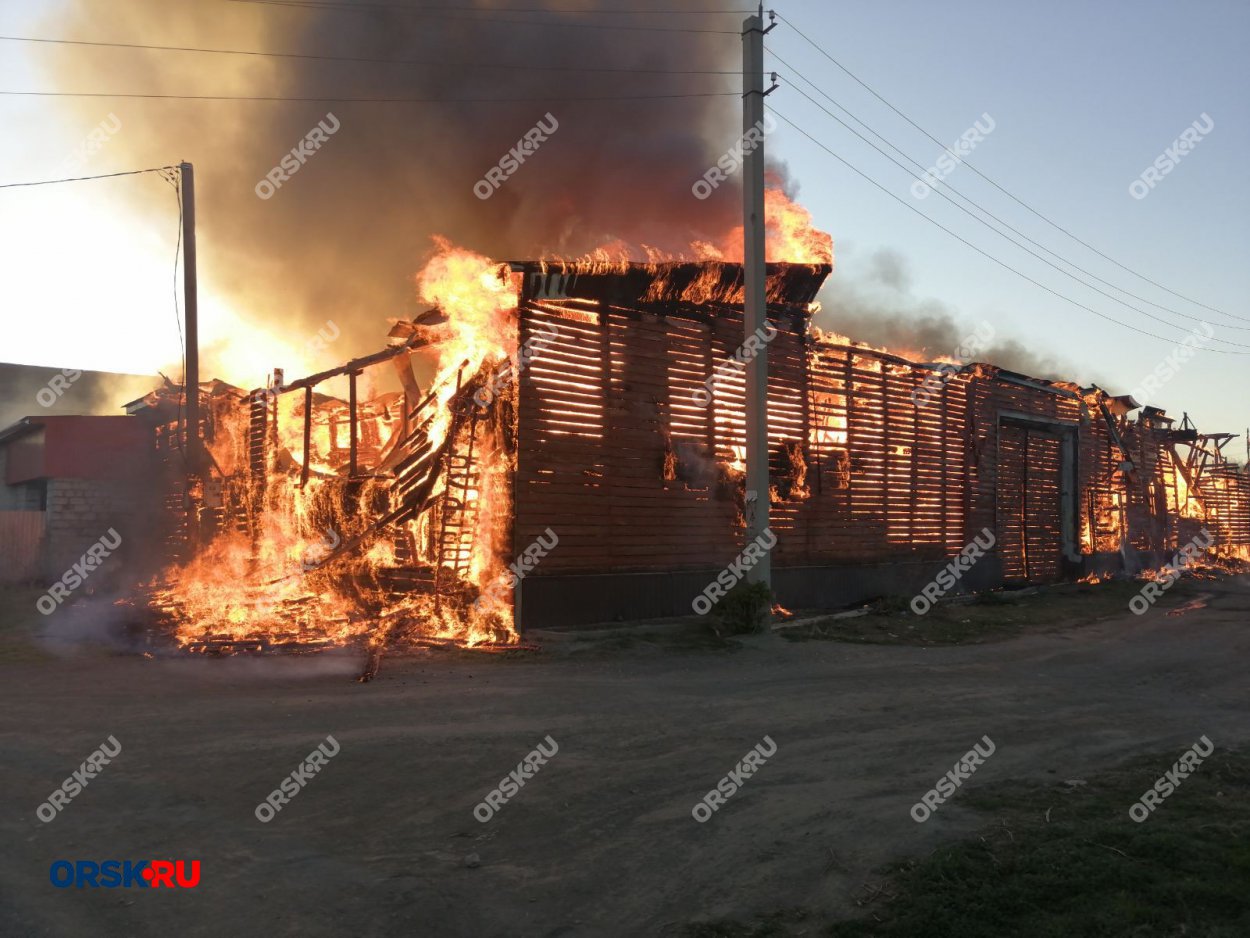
[[2, 579, 1247, 936]]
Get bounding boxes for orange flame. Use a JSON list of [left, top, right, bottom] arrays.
[[710, 185, 834, 265]]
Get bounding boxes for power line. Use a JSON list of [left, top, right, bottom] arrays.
[[770, 47, 1250, 333], [773, 70, 1250, 349], [228, 0, 742, 32], [0, 165, 177, 189], [0, 89, 736, 102], [775, 11, 1249, 325], [769, 108, 1247, 355], [227, 0, 753, 12], [0, 34, 740, 74]]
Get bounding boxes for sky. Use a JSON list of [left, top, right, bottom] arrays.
[[0, 0, 1246, 448]]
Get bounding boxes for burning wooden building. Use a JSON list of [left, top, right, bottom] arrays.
[[132, 253, 1249, 659]]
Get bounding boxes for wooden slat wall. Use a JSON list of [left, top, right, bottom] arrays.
[[516, 303, 974, 573], [1203, 463, 1250, 555], [1078, 399, 1123, 554], [800, 347, 969, 562], [516, 303, 742, 572], [515, 300, 1249, 577], [1121, 421, 1173, 553]]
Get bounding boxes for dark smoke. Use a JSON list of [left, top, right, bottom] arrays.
[[816, 247, 1061, 379], [0, 364, 159, 429], [40, 0, 746, 377]]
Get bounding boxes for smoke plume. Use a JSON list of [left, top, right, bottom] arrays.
[[816, 247, 1061, 378], [0, 364, 159, 428], [40, 0, 748, 379]]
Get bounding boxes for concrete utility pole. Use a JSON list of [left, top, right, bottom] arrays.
[[180, 161, 200, 472], [742, 9, 775, 586]]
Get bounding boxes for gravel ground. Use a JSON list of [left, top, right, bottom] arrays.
[[1, 576, 1247, 936]]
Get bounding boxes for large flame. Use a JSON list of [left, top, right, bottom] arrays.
[[695, 185, 834, 265], [149, 238, 524, 653], [146, 187, 832, 656]]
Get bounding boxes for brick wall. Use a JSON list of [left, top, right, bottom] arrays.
[[42, 478, 139, 583]]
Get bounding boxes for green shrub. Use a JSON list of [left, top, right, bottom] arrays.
[[711, 580, 773, 635]]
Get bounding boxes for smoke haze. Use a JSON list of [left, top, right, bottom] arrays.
[[41, 0, 747, 379], [817, 247, 1062, 379]]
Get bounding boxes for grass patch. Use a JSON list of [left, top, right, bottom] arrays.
[[831, 747, 1250, 937], [781, 579, 1200, 647], [709, 580, 773, 636]]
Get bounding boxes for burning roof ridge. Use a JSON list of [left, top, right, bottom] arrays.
[[507, 259, 833, 274]]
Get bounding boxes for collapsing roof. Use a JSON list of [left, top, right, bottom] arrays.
[[510, 260, 831, 308]]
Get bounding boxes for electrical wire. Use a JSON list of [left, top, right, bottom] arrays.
[[0, 34, 741, 74], [0, 89, 737, 102], [769, 47, 1250, 333], [0, 165, 177, 189], [772, 73, 1250, 348], [770, 108, 1250, 355], [227, 0, 742, 32], [775, 11, 1249, 324], [226, 0, 753, 12]]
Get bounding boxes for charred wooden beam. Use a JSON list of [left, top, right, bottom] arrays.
[[1097, 399, 1134, 471], [349, 370, 358, 477], [280, 338, 427, 394], [509, 260, 831, 308], [301, 385, 312, 487]]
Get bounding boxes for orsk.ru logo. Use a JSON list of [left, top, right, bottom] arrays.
[[49, 860, 200, 889]]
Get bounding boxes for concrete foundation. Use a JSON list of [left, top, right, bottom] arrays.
[[517, 554, 1008, 631]]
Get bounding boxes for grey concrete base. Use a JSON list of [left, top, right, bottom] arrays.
[[517, 555, 1007, 631]]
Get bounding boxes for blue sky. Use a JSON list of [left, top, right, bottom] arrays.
[[1, 0, 1246, 444], [768, 0, 1249, 441]]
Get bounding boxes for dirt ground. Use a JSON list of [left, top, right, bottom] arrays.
[[1, 576, 1247, 937]]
